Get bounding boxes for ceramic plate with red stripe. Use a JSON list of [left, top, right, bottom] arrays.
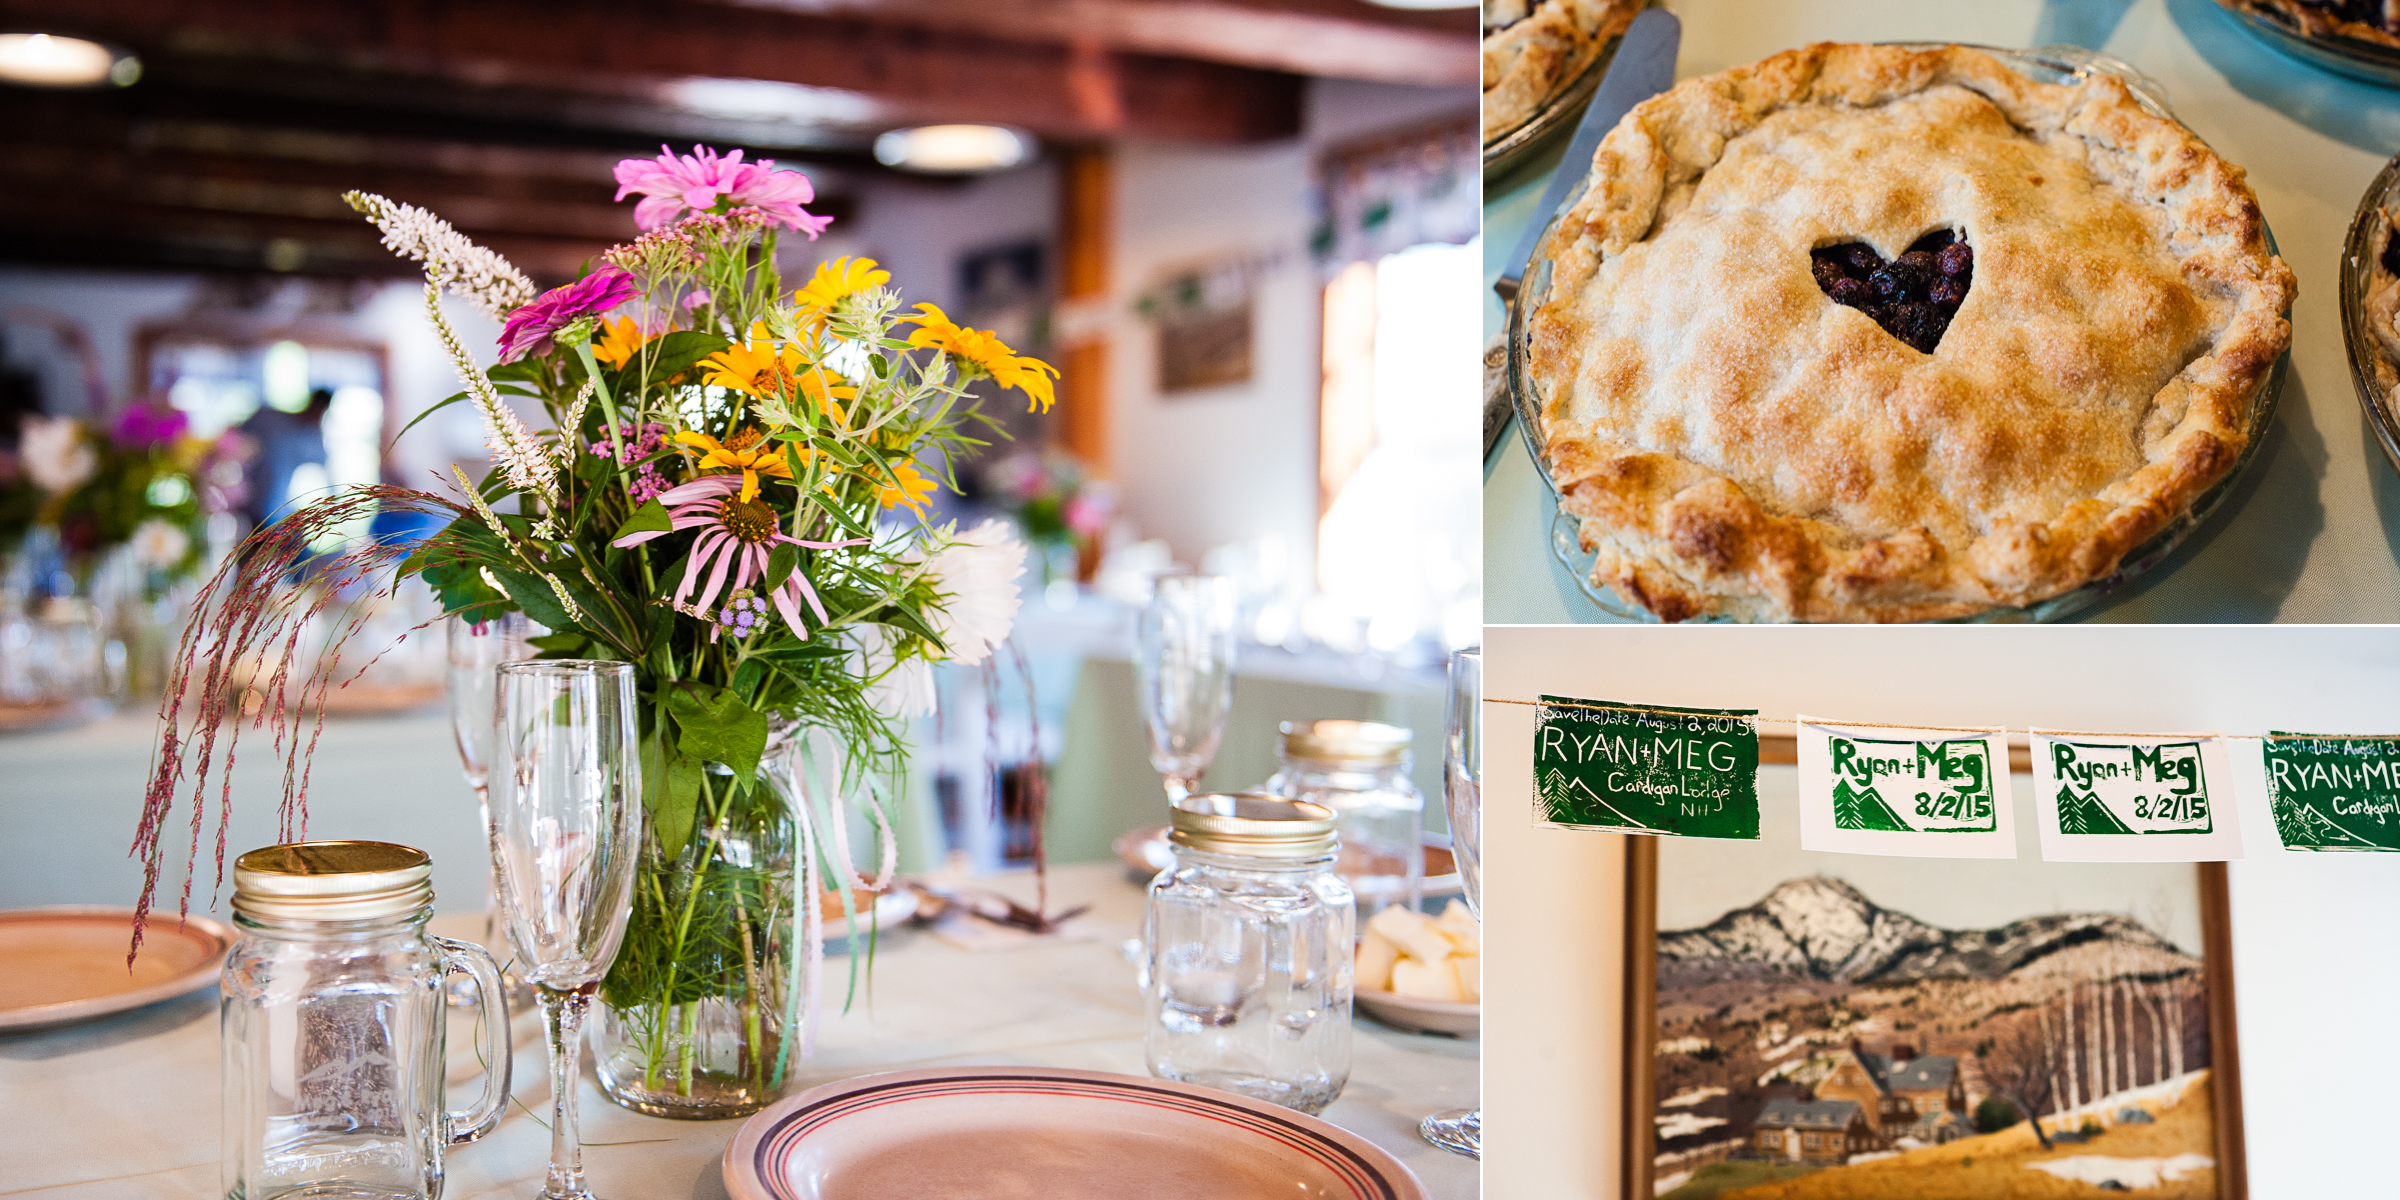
[[722, 1066, 1430, 1200]]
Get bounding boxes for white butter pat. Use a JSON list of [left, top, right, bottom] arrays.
[[1369, 904, 1457, 964], [1391, 956, 1464, 1002], [1453, 953, 1481, 1003], [1435, 902, 1481, 955], [1356, 928, 1401, 991]]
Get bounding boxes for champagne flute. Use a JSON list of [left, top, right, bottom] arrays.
[[490, 661, 642, 1200], [1133, 572, 1238, 802], [1421, 647, 1481, 1159], [446, 612, 532, 999]]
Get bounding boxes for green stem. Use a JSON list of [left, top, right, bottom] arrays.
[[571, 340, 656, 597]]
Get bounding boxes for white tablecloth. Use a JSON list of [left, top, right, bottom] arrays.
[[0, 863, 1477, 1198]]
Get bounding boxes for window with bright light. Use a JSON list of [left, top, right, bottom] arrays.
[[1314, 237, 1481, 654]]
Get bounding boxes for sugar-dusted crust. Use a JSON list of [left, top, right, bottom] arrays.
[[1526, 42, 2295, 623], [1482, 0, 1640, 145], [2216, 0, 2400, 52]]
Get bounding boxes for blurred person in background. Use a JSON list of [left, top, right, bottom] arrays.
[[238, 386, 330, 528]]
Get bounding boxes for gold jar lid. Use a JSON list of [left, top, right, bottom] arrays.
[[1169, 792, 1339, 859], [232, 840, 433, 923], [1279, 719, 1412, 766]]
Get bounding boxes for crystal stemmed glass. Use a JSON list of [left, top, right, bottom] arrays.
[[489, 661, 643, 1200], [1421, 647, 1481, 1159], [446, 612, 532, 996], [1133, 572, 1238, 802]]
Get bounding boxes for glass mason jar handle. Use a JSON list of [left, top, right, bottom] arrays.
[[435, 934, 514, 1145]]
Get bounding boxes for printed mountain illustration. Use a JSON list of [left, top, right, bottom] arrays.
[[1831, 778, 1911, 832], [1658, 876, 2182, 984], [2056, 785, 2136, 835], [2276, 799, 2380, 849], [1540, 767, 1655, 830]]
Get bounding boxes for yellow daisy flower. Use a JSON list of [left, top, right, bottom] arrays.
[[673, 426, 792, 503], [792, 257, 890, 333], [591, 315, 649, 370], [901, 303, 1058, 413], [876, 460, 937, 516], [700, 323, 807, 398]]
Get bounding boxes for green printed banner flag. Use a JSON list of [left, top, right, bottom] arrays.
[[1795, 717, 2017, 859], [1532, 694, 1759, 839], [2262, 733, 2400, 852], [2030, 731, 2245, 862]]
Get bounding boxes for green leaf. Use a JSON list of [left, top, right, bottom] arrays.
[[526, 631, 588, 654], [487, 567, 575, 631], [643, 330, 733, 385], [666, 682, 769, 785], [641, 738, 705, 855], [763, 542, 799, 594], [611, 498, 674, 542], [487, 359, 547, 385], [392, 390, 473, 445]]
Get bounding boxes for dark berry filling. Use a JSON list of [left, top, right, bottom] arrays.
[[1810, 231, 1973, 354], [2382, 227, 2400, 278]]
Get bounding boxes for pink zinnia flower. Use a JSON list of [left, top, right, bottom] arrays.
[[610, 474, 862, 637], [497, 267, 641, 362], [112, 403, 189, 449], [613, 144, 834, 236]]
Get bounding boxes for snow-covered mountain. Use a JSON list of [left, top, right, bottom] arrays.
[[1659, 876, 2184, 984]]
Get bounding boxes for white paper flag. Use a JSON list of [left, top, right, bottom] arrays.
[[1796, 717, 2017, 858], [2030, 731, 2245, 862]]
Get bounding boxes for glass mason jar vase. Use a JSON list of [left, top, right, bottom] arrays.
[[1265, 719, 1424, 920], [592, 759, 795, 1119], [1144, 793, 1354, 1116], [221, 841, 511, 1200]]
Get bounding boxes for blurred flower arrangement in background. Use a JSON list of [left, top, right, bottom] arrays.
[[980, 446, 1114, 585], [3, 408, 240, 598], [132, 142, 1052, 1111]]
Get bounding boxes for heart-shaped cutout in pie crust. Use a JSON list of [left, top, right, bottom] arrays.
[[1811, 230, 1975, 353]]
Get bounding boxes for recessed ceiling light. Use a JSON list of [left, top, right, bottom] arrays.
[[0, 33, 135, 89], [873, 125, 1033, 174]]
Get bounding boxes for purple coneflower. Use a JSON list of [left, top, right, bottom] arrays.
[[613, 144, 834, 236], [610, 474, 861, 637], [497, 266, 641, 362]]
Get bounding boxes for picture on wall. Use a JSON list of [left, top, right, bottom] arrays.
[[1627, 765, 2245, 1200]]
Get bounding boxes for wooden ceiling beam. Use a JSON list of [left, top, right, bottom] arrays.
[[0, 0, 1312, 143], [713, 0, 1475, 86]]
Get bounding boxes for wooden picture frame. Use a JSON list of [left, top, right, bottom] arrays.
[[1622, 763, 2247, 1200]]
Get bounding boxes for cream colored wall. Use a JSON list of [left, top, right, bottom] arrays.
[[1482, 626, 2400, 1199]]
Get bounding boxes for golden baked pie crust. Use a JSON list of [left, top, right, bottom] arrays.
[[1482, 0, 1640, 145], [1525, 43, 2295, 623]]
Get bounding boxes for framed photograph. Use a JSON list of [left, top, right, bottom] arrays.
[[1623, 752, 2247, 1200]]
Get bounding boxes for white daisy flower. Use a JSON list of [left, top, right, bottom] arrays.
[[854, 624, 936, 719], [131, 518, 190, 569], [20, 415, 95, 495], [914, 518, 1025, 667]]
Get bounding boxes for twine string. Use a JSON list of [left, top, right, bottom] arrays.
[[1483, 696, 2396, 742]]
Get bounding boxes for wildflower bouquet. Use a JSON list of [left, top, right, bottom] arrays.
[[132, 144, 1053, 1116]]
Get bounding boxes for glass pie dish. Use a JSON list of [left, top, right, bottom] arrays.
[[2340, 150, 2400, 481], [1482, 1, 1652, 181], [2217, 1, 2400, 89], [1504, 43, 2291, 624]]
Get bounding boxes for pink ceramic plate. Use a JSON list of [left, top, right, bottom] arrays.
[[723, 1066, 1429, 1200], [0, 907, 234, 1032]]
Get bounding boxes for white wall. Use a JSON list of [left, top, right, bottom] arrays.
[[1104, 78, 1475, 572], [1483, 625, 2400, 1200]]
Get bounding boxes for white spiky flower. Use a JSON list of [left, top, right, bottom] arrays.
[[345, 191, 535, 320], [424, 279, 555, 505], [854, 623, 936, 719], [911, 518, 1025, 667]]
